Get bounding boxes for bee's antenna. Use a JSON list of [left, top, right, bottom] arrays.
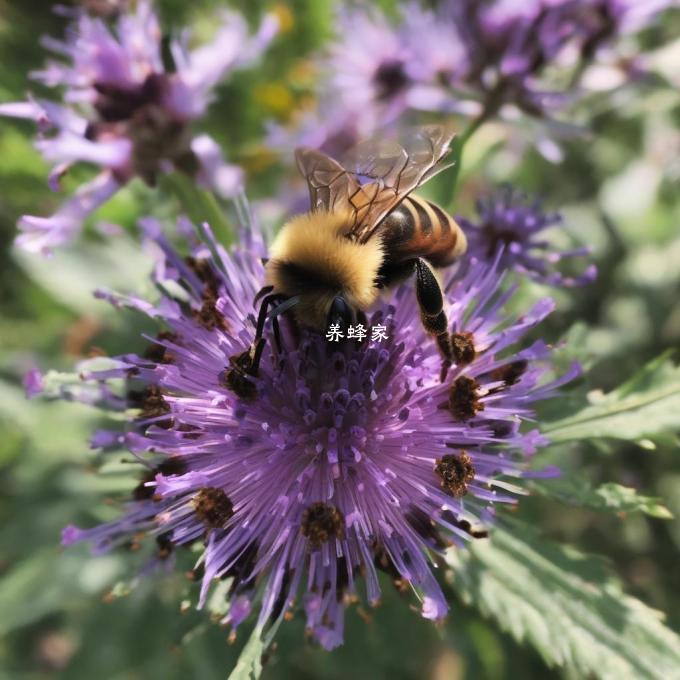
[[269, 296, 300, 319]]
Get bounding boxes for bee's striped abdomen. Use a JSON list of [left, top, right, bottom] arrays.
[[380, 195, 466, 268]]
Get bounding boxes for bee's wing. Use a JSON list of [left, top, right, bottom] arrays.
[[341, 124, 457, 243], [295, 147, 361, 214]]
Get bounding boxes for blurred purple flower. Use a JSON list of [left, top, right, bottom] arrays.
[[0, 1, 277, 254], [51, 213, 576, 649], [268, 4, 468, 159], [460, 185, 597, 287], [449, 0, 674, 115], [271, 0, 675, 163], [23, 368, 45, 399]]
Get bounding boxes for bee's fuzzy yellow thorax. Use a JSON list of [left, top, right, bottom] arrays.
[[267, 211, 384, 313]]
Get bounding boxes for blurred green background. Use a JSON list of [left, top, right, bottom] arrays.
[[0, 1, 679, 678]]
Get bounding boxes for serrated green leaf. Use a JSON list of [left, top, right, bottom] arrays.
[[542, 352, 680, 442], [531, 479, 673, 518], [445, 519, 680, 679]]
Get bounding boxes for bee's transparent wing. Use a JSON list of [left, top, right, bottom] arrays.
[[341, 124, 457, 243], [295, 147, 361, 214]]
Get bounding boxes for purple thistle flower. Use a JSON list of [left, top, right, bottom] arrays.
[[52, 212, 577, 649], [0, 1, 277, 254], [459, 185, 597, 287], [268, 4, 470, 161], [445, 1, 603, 121], [23, 367, 45, 399], [448, 0, 675, 116], [271, 0, 675, 166]]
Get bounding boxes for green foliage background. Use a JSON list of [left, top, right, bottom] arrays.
[[0, 1, 679, 678]]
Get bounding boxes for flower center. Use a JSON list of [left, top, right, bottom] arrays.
[[301, 502, 345, 547], [88, 73, 193, 184], [93, 73, 166, 122], [373, 59, 410, 100], [434, 452, 475, 497]]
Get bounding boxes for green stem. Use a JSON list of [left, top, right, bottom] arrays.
[[163, 172, 233, 246], [446, 112, 489, 208]]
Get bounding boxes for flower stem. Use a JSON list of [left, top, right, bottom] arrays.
[[163, 172, 233, 246], [446, 112, 490, 208]]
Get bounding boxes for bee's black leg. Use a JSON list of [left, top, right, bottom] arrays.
[[249, 336, 266, 375], [224, 292, 289, 393], [255, 293, 286, 341], [413, 258, 452, 368], [254, 285, 274, 306], [239, 293, 283, 380]]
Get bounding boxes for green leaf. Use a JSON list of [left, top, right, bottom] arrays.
[[542, 352, 680, 442], [13, 236, 152, 315], [445, 519, 680, 679], [0, 550, 121, 636], [227, 614, 283, 680], [227, 625, 267, 680], [531, 479, 673, 518]]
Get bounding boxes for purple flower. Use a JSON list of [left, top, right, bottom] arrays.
[[271, 0, 675, 165], [447, 0, 579, 117], [23, 368, 45, 399], [51, 212, 577, 649], [267, 4, 467, 159], [574, 0, 675, 57], [459, 185, 597, 287], [0, 2, 277, 253], [447, 0, 674, 116]]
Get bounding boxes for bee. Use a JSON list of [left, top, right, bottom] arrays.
[[246, 125, 467, 379]]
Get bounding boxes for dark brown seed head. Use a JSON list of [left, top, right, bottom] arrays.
[[435, 451, 475, 497], [450, 332, 476, 365], [143, 331, 178, 364], [130, 385, 173, 428], [373, 543, 409, 593], [222, 368, 257, 400], [220, 347, 259, 400], [140, 385, 170, 417], [156, 533, 173, 560], [301, 502, 344, 548], [133, 457, 187, 501], [192, 487, 234, 529], [450, 516, 488, 539], [448, 376, 484, 421], [489, 359, 529, 387], [193, 295, 228, 331], [185, 256, 221, 297], [405, 506, 448, 549]]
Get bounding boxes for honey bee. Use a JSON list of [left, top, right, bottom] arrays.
[[244, 126, 467, 380]]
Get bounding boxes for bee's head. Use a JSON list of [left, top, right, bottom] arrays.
[[264, 211, 383, 330]]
